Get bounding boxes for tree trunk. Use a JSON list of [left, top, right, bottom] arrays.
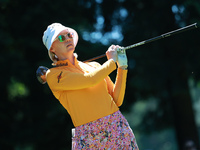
[[169, 76, 200, 149]]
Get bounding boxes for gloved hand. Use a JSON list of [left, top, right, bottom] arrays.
[[117, 47, 128, 69]]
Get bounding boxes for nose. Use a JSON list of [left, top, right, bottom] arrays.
[[67, 32, 73, 39]]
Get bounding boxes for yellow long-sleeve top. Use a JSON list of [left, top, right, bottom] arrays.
[[46, 57, 128, 127]]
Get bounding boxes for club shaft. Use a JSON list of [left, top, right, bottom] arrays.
[[124, 23, 197, 50], [84, 23, 197, 62]]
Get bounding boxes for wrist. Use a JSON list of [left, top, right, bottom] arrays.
[[119, 66, 128, 70], [110, 58, 117, 63]]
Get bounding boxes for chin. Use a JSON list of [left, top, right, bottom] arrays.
[[67, 45, 75, 51]]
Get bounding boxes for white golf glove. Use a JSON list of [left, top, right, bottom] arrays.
[[117, 47, 128, 69]]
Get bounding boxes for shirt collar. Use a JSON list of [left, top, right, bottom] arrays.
[[55, 56, 78, 67]]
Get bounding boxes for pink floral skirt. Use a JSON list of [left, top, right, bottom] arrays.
[[72, 110, 139, 149]]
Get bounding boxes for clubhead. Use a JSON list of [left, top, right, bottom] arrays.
[[36, 66, 49, 84]]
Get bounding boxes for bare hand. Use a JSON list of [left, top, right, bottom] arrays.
[[106, 45, 118, 62]]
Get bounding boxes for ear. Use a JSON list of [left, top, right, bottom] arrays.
[[50, 47, 55, 53]]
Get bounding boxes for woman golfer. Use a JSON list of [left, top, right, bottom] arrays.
[[42, 23, 139, 149]]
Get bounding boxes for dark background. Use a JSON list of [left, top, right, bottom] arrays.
[[1, 0, 200, 149]]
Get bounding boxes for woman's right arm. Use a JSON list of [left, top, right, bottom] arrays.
[[46, 45, 118, 91], [46, 59, 116, 91]]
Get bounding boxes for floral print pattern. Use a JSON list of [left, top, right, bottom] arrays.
[[72, 111, 139, 149]]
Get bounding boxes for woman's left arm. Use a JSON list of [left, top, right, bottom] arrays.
[[105, 68, 128, 107]]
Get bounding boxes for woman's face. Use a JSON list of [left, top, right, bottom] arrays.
[[50, 29, 75, 59]]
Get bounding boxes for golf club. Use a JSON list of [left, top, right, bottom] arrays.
[[36, 23, 198, 84]]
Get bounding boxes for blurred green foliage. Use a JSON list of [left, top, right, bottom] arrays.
[[1, 0, 200, 149]]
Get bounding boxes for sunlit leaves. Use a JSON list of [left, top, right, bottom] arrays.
[[7, 78, 29, 101]]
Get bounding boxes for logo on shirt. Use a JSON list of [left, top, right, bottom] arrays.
[[57, 71, 63, 83]]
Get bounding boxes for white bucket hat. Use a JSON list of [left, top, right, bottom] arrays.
[[42, 23, 78, 61]]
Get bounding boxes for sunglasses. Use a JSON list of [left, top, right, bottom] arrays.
[[55, 32, 74, 42]]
